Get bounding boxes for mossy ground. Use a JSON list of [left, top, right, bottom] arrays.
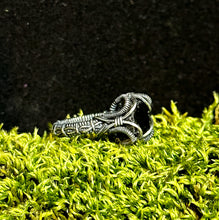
[[0, 93, 218, 220]]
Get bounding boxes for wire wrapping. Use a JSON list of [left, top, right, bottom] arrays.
[[52, 92, 154, 144], [106, 94, 133, 118]]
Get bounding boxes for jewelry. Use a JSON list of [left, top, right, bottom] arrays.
[[52, 92, 154, 144]]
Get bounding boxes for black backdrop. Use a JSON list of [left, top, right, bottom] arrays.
[[0, 0, 218, 134]]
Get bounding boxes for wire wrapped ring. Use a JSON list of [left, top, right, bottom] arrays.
[[52, 92, 154, 144]]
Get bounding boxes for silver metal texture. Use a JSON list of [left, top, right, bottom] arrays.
[[52, 92, 154, 144]]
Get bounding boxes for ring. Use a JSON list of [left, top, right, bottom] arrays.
[[52, 92, 154, 144]]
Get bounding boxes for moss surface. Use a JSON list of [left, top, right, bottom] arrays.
[[0, 93, 218, 219]]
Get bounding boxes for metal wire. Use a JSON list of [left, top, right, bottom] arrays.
[[52, 92, 154, 144]]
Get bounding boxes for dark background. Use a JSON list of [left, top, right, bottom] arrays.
[[0, 0, 218, 134]]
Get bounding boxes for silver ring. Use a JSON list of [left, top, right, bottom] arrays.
[[52, 92, 154, 144]]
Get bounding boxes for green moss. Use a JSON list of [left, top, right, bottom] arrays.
[[0, 93, 218, 219]]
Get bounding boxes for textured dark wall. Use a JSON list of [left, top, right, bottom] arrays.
[[0, 0, 218, 134]]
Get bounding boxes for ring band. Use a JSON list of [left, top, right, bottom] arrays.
[[52, 92, 154, 144]]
